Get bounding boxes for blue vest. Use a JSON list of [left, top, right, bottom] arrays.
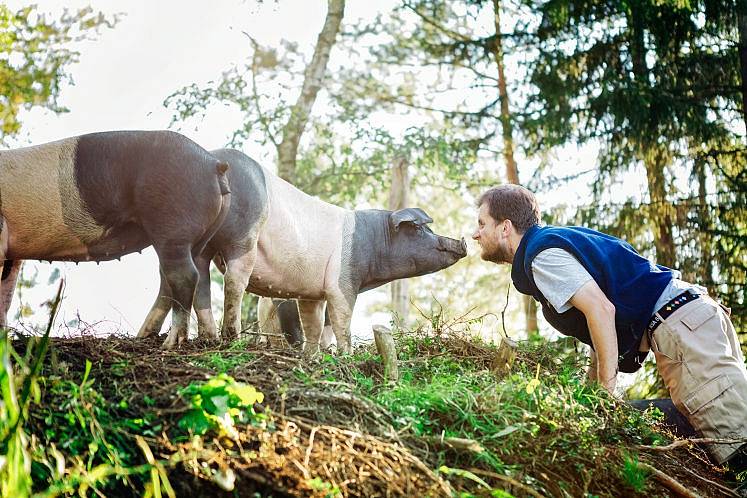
[[511, 225, 674, 372]]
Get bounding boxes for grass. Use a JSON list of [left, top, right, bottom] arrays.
[[0, 310, 729, 497]]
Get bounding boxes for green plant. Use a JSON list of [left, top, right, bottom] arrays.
[[621, 452, 649, 493], [190, 351, 254, 372], [1, 280, 63, 498], [307, 476, 341, 497], [177, 374, 265, 440]]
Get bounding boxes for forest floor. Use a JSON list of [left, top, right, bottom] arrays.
[[3, 315, 744, 498]]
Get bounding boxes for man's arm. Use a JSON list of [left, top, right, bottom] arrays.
[[587, 348, 598, 382], [569, 280, 618, 394]]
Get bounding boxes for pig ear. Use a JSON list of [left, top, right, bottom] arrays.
[[389, 208, 434, 231]]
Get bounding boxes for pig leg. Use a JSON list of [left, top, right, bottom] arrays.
[[298, 300, 325, 353], [193, 253, 219, 340], [137, 268, 172, 338], [221, 249, 256, 341], [257, 297, 281, 347], [319, 306, 336, 349], [0, 260, 22, 328], [325, 294, 355, 354], [157, 244, 199, 349]]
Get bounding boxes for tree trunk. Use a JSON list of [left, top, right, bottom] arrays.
[[492, 0, 534, 334], [491, 0, 519, 185], [389, 157, 410, 325], [644, 150, 676, 269], [276, 0, 345, 181], [628, 4, 676, 268], [737, 1, 747, 135], [695, 158, 714, 291]]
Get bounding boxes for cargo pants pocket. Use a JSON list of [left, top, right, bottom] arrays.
[[682, 374, 745, 463]]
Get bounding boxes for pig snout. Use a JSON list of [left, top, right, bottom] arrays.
[[438, 236, 468, 257]]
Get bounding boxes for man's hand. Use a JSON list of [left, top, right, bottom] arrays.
[[570, 280, 618, 394]]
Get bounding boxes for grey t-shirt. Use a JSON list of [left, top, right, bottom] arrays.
[[531, 248, 592, 313], [531, 248, 703, 316]]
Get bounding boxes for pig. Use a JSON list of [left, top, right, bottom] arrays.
[[141, 149, 467, 353], [0, 130, 231, 348], [257, 298, 307, 347], [257, 297, 334, 348]]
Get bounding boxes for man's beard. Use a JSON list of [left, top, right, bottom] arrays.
[[481, 242, 512, 264]]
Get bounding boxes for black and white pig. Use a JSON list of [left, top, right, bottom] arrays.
[[257, 298, 309, 347], [0, 130, 231, 348], [139, 149, 467, 353]]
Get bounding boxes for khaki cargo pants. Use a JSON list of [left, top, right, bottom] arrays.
[[649, 294, 747, 463]]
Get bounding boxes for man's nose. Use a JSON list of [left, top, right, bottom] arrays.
[[472, 229, 479, 240]]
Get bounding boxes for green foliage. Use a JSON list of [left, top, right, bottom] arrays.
[[621, 452, 649, 493], [0, 4, 117, 141], [307, 476, 341, 497], [177, 374, 266, 439], [190, 351, 255, 373], [0, 330, 32, 498], [520, 0, 746, 338], [349, 329, 670, 495]]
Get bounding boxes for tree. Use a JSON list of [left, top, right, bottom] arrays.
[[336, 0, 541, 333], [166, 0, 346, 184], [521, 0, 746, 339], [276, 0, 344, 181], [0, 4, 117, 141]]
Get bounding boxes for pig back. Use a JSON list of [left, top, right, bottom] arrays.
[[0, 130, 226, 260], [251, 169, 350, 298], [0, 136, 105, 259]]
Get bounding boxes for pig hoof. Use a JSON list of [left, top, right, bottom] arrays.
[[136, 327, 158, 339], [197, 329, 219, 342], [161, 338, 177, 350], [221, 327, 239, 342]]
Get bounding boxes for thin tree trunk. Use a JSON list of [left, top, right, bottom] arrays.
[[276, 0, 345, 182], [645, 150, 676, 268], [628, 4, 676, 268], [492, 0, 534, 334], [695, 158, 714, 290], [738, 0, 747, 135], [491, 0, 519, 185], [389, 157, 409, 325]]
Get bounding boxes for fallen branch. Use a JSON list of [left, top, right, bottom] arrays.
[[638, 462, 702, 498], [466, 468, 547, 498], [681, 466, 739, 497], [639, 437, 747, 452], [423, 436, 484, 454]]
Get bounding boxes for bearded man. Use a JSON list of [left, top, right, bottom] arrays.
[[472, 184, 747, 483]]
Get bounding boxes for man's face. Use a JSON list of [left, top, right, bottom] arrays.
[[472, 203, 511, 264]]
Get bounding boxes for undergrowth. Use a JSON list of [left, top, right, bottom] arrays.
[[0, 307, 730, 498]]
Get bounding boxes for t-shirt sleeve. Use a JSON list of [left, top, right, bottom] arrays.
[[531, 248, 593, 313]]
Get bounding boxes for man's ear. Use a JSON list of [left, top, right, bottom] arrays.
[[502, 219, 512, 237]]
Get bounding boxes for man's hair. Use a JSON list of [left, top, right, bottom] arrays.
[[477, 185, 539, 233]]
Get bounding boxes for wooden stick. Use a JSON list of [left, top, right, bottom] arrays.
[[466, 468, 547, 498], [681, 467, 739, 497], [491, 336, 517, 378], [638, 462, 703, 498], [373, 325, 399, 381], [424, 436, 484, 454], [639, 437, 747, 452]]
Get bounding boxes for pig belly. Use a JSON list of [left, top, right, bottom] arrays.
[[245, 248, 327, 300], [84, 223, 151, 261], [5, 221, 93, 261]]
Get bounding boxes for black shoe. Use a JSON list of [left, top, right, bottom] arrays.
[[726, 444, 747, 496]]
